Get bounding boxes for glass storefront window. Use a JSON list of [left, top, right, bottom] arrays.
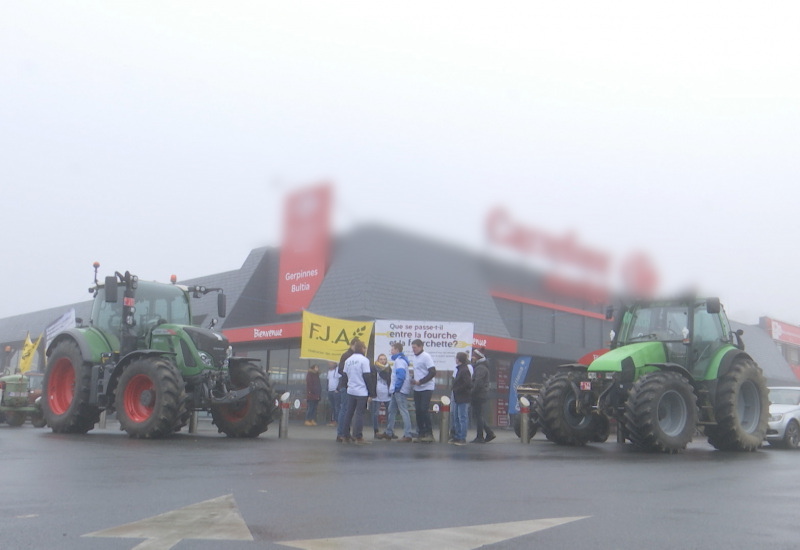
[[268, 349, 289, 388], [288, 348, 310, 384]]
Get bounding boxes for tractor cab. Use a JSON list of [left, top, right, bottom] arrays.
[[614, 298, 733, 380]]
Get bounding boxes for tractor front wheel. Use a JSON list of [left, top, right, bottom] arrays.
[[43, 339, 99, 434], [211, 362, 277, 438], [5, 411, 26, 427], [624, 371, 698, 453], [706, 356, 768, 451], [539, 372, 605, 446], [115, 357, 184, 439]]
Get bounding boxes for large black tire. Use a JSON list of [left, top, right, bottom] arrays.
[[115, 357, 184, 439], [624, 371, 698, 453], [705, 356, 769, 451], [539, 372, 605, 446], [30, 412, 47, 428], [211, 362, 277, 438], [5, 411, 26, 427], [43, 339, 100, 434], [513, 414, 539, 439], [590, 413, 611, 443]]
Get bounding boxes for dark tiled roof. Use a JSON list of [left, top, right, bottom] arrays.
[[309, 225, 511, 336]]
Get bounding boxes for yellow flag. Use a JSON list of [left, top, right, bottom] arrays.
[[19, 332, 43, 374], [300, 311, 373, 362]]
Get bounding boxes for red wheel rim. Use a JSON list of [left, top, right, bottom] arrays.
[[49, 357, 76, 415], [221, 396, 250, 422], [123, 374, 156, 423]]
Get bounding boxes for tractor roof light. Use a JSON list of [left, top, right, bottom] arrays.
[[170, 275, 177, 284]]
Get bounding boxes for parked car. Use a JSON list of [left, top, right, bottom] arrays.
[[766, 387, 800, 449]]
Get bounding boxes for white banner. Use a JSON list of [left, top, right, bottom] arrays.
[[46, 308, 76, 348], [374, 320, 474, 372]]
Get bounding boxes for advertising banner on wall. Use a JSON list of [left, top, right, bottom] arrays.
[[508, 356, 532, 414], [276, 183, 332, 314], [374, 320, 474, 371], [300, 311, 374, 362]]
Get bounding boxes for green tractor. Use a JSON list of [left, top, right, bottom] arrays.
[[42, 266, 277, 438], [0, 372, 47, 427], [537, 297, 769, 453]]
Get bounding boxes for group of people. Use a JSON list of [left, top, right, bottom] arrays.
[[305, 337, 496, 446]]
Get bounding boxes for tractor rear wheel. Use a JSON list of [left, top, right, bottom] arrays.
[[539, 372, 605, 445], [43, 339, 100, 434], [115, 357, 184, 439], [705, 356, 768, 451], [624, 371, 698, 453], [6, 411, 26, 426], [211, 361, 277, 438]]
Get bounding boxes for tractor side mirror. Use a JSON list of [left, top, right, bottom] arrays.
[[218, 293, 227, 318], [605, 305, 614, 320], [706, 297, 720, 314], [104, 276, 118, 303]]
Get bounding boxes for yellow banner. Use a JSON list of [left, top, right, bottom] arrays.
[[19, 332, 43, 374], [300, 311, 373, 362]]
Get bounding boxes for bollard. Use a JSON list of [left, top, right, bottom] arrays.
[[519, 396, 531, 444], [189, 410, 198, 434], [279, 392, 291, 439], [439, 396, 451, 444], [99, 410, 107, 429]]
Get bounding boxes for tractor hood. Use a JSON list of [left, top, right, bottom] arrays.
[[587, 342, 667, 373]]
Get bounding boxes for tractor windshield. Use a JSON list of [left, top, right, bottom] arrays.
[[91, 281, 191, 340], [130, 281, 192, 331], [623, 305, 689, 344]]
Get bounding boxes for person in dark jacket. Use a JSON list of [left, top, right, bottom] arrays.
[[471, 349, 496, 443], [305, 364, 321, 426], [451, 351, 472, 446]]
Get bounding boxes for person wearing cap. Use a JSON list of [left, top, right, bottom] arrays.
[[471, 349, 496, 443]]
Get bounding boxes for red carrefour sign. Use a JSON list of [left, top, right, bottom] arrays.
[[276, 184, 332, 314]]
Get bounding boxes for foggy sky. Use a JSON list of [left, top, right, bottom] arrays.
[[1, 2, 798, 327]]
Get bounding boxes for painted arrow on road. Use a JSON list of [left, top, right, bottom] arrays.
[[277, 516, 590, 550], [83, 494, 253, 550]]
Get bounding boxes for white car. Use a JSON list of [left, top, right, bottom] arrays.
[[766, 387, 800, 449]]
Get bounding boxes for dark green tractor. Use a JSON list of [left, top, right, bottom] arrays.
[[43, 266, 277, 438], [537, 297, 768, 453]]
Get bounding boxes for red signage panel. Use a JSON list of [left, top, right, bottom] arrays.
[[224, 322, 303, 343], [276, 184, 332, 314], [764, 318, 800, 346]]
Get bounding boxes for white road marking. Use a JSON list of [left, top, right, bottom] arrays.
[[276, 516, 590, 550], [83, 494, 253, 550]]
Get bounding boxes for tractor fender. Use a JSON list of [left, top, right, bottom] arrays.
[[644, 363, 694, 382], [710, 348, 753, 381], [106, 350, 178, 405], [46, 329, 112, 364]]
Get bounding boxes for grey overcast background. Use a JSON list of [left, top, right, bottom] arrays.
[[1, 2, 798, 326]]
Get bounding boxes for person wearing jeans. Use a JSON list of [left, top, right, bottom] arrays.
[[327, 362, 341, 426], [380, 343, 413, 441], [341, 340, 372, 444], [471, 349, 496, 443], [451, 352, 472, 445], [411, 339, 436, 442]]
